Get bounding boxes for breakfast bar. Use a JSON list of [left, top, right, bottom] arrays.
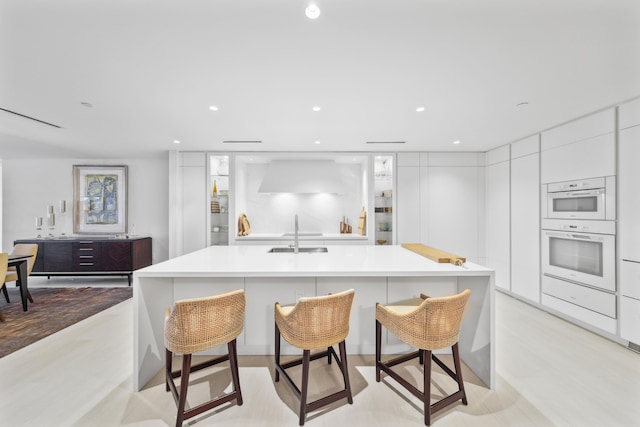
[[133, 245, 495, 391]]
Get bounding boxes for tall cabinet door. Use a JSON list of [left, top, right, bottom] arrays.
[[510, 138, 540, 303], [396, 153, 421, 244], [179, 152, 207, 255], [485, 148, 510, 291]]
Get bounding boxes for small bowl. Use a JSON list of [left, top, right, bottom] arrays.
[[376, 239, 387, 245]]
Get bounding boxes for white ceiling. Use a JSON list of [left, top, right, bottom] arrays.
[[1, 0, 639, 159]]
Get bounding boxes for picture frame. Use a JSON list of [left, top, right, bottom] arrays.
[[73, 165, 128, 234]]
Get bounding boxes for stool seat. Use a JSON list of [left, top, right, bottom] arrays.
[[164, 289, 245, 427], [376, 289, 471, 425], [275, 289, 355, 425]]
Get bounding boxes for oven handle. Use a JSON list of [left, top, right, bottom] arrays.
[[543, 231, 603, 241]]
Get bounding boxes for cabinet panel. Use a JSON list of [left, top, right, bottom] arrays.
[[618, 97, 640, 130], [540, 133, 615, 183], [541, 109, 614, 150], [621, 260, 640, 300], [396, 166, 420, 244], [485, 161, 510, 290], [619, 126, 640, 262], [102, 241, 132, 271], [43, 241, 73, 272], [620, 296, 640, 345], [180, 164, 206, 255], [511, 153, 540, 302], [427, 165, 483, 262]]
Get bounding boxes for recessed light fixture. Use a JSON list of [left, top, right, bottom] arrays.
[[315, 140, 321, 144], [312, 106, 321, 112], [453, 140, 461, 145], [173, 140, 181, 144], [209, 105, 219, 111], [305, 3, 321, 19], [516, 101, 529, 107], [415, 106, 425, 112]]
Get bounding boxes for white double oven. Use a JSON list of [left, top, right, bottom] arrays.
[[541, 176, 617, 324]]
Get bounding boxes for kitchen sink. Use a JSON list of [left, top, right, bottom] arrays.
[[281, 232, 323, 237], [268, 247, 328, 253]]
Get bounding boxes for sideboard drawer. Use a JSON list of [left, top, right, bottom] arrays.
[[73, 241, 102, 271]]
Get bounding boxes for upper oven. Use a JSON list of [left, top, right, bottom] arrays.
[[544, 176, 615, 221]]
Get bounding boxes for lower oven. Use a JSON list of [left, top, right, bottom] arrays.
[[541, 226, 615, 292]]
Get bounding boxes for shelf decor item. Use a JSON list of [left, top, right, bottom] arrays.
[[73, 165, 128, 234]]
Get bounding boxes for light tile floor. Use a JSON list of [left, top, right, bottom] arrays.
[[0, 282, 638, 426]]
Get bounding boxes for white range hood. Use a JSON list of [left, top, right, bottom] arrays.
[[258, 160, 344, 194]]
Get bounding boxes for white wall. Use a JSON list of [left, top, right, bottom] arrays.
[[1, 156, 169, 263], [239, 162, 364, 234]]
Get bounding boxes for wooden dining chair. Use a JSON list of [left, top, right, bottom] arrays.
[[2, 243, 38, 303]]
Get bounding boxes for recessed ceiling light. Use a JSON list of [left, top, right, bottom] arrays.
[[415, 106, 425, 112], [315, 140, 321, 144], [305, 4, 321, 19], [516, 101, 529, 107], [453, 140, 461, 145], [312, 106, 321, 112], [209, 105, 219, 111], [173, 140, 181, 144]]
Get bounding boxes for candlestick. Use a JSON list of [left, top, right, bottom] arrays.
[[36, 216, 43, 227], [48, 213, 56, 227], [48, 205, 54, 214], [60, 200, 66, 214]]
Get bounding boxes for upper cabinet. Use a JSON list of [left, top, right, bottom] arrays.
[[619, 97, 640, 130], [541, 109, 616, 183]]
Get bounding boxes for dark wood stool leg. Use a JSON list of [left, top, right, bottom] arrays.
[[339, 341, 353, 404], [165, 349, 172, 392], [424, 349, 432, 426], [275, 325, 281, 382], [452, 343, 467, 405], [2, 285, 9, 303], [228, 339, 243, 406], [299, 350, 311, 426], [176, 354, 192, 427], [375, 320, 382, 382], [327, 346, 332, 364]]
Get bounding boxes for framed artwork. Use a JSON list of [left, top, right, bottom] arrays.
[[73, 165, 128, 234]]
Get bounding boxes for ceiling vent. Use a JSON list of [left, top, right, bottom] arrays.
[[222, 140, 262, 144], [366, 141, 406, 144], [258, 160, 344, 194]]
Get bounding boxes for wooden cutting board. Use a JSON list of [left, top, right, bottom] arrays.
[[401, 243, 466, 265]]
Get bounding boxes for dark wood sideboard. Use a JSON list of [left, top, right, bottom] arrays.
[[14, 237, 152, 286]]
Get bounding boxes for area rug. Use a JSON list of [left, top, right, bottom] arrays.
[[0, 286, 132, 358]]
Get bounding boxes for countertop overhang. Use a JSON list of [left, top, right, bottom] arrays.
[[136, 245, 492, 278]]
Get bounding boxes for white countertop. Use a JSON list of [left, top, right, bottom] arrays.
[[136, 245, 492, 278], [236, 233, 368, 241]]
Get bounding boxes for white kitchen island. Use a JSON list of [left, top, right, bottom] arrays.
[[133, 245, 494, 391]]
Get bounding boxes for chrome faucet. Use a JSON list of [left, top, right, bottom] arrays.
[[293, 214, 299, 253]]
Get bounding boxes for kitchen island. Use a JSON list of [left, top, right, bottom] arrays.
[[133, 245, 494, 391]]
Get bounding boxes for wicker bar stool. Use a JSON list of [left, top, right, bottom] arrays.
[[164, 289, 245, 427], [274, 289, 355, 426], [375, 289, 471, 425]]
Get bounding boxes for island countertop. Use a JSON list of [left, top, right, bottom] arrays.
[[133, 244, 494, 392], [136, 244, 492, 278]]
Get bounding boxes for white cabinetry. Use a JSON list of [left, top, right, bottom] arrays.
[[541, 109, 615, 183], [177, 152, 207, 256], [619, 99, 640, 345], [396, 153, 421, 244], [510, 136, 540, 303], [485, 146, 510, 291], [424, 153, 485, 263], [619, 125, 640, 262]]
